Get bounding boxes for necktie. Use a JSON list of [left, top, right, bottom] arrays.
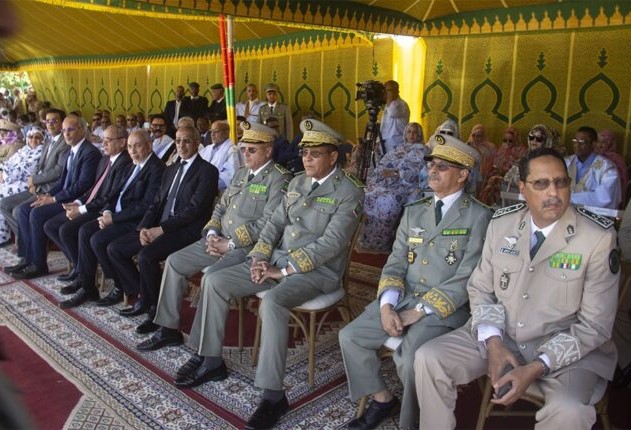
[[161, 161, 188, 222], [86, 161, 112, 203], [530, 230, 546, 260], [435, 200, 444, 225], [248, 172, 254, 182], [269, 105, 274, 116], [115, 164, 141, 212], [309, 181, 319, 194], [62, 151, 75, 189]]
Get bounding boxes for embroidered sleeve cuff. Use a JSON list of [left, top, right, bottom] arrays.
[[421, 288, 456, 319], [377, 276, 404, 298], [379, 289, 401, 308], [288, 248, 315, 273], [537, 332, 581, 371], [234, 225, 252, 247], [471, 304, 505, 334], [204, 218, 221, 231], [250, 241, 273, 260]]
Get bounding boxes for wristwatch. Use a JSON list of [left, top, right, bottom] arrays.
[[414, 302, 426, 318], [280, 267, 289, 277], [227, 239, 236, 250], [535, 356, 550, 376]]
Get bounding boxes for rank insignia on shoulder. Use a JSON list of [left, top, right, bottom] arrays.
[[492, 203, 525, 219], [344, 171, 365, 187], [406, 196, 432, 207], [470, 196, 492, 210], [576, 207, 614, 229], [610, 249, 620, 274], [275, 164, 290, 175]]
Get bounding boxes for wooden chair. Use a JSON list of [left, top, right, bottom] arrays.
[[475, 375, 611, 430], [249, 221, 362, 387]]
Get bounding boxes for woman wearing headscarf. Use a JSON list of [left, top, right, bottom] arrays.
[[0, 125, 45, 245], [356, 122, 429, 253], [0, 119, 24, 163], [466, 124, 496, 181], [596, 129, 628, 205]]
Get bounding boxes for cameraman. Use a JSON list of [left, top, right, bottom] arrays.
[[380, 80, 410, 153]]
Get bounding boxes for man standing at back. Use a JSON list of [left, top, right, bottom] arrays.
[[415, 148, 620, 429], [236, 83, 263, 124], [206, 83, 226, 123], [258, 83, 293, 141], [380, 80, 410, 153]]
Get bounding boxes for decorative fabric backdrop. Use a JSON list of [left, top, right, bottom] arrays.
[[421, 27, 631, 160]]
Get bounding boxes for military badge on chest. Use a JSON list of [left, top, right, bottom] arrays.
[[445, 240, 458, 265], [500, 272, 510, 290], [408, 227, 426, 265], [499, 235, 520, 256]]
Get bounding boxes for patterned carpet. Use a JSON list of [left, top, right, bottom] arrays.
[[0, 247, 408, 429]]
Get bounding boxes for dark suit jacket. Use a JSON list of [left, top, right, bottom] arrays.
[[48, 140, 101, 203], [207, 98, 226, 122], [32, 134, 70, 193], [82, 151, 132, 212], [164, 98, 192, 126], [103, 153, 165, 223], [139, 155, 218, 235], [188, 96, 210, 121]]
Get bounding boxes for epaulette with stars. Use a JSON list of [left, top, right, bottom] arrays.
[[405, 196, 432, 207], [492, 202, 526, 219], [576, 207, 614, 229], [344, 171, 365, 188]]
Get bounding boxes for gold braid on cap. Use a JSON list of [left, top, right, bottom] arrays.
[[432, 146, 474, 169], [241, 129, 274, 143], [300, 130, 340, 146]]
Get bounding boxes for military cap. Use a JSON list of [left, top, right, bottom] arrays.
[[240, 121, 277, 143], [210, 83, 223, 90], [0, 119, 20, 132], [298, 119, 344, 147], [189, 81, 201, 89], [424, 133, 480, 170], [264, 83, 280, 93]]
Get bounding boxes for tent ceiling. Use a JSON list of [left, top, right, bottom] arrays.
[[0, 0, 621, 68]]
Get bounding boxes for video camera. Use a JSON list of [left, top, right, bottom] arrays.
[[355, 80, 386, 110], [355, 80, 387, 182]]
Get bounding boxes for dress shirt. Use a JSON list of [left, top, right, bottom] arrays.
[[153, 135, 175, 159], [199, 138, 237, 192], [77, 152, 123, 214]]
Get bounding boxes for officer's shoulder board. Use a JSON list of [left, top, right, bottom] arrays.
[[294, 170, 306, 176], [405, 196, 432, 207], [344, 171, 365, 188], [470, 196, 492, 211], [274, 164, 291, 175], [492, 202, 526, 219], [576, 207, 614, 229]]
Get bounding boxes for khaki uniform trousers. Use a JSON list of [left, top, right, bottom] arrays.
[[414, 321, 602, 430], [194, 261, 329, 390], [153, 237, 248, 330], [613, 277, 631, 369], [339, 300, 468, 428]]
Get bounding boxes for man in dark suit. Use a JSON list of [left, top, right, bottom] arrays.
[[108, 125, 218, 333], [186, 82, 210, 122], [59, 130, 165, 308], [43, 124, 132, 283], [0, 108, 69, 238], [206, 83, 225, 123], [164, 85, 190, 131], [7, 115, 101, 279]]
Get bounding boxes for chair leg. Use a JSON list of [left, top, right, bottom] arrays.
[[356, 396, 368, 418], [308, 311, 317, 388], [475, 377, 493, 430], [251, 314, 262, 366]]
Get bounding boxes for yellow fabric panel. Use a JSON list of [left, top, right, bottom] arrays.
[[422, 28, 631, 160]]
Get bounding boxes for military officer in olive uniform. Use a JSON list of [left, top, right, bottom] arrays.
[[415, 148, 620, 430], [340, 134, 491, 430], [136, 122, 292, 351], [173, 119, 364, 430]]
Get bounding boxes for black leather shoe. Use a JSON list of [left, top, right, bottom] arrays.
[[174, 362, 228, 388], [244, 395, 290, 429], [136, 329, 183, 351], [175, 354, 204, 380], [136, 317, 159, 334], [13, 264, 49, 279], [613, 363, 631, 389], [4, 261, 27, 274], [119, 302, 145, 317], [59, 289, 99, 309], [60, 278, 83, 295], [95, 287, 124, 307], [345, 397, 400, 429], [57, 271, 78, 282]]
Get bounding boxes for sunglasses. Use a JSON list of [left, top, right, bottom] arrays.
[[427, 160, 463, 171], [45, 119, 60, 124], [439, 130, 454, 136], [571, 138, 591, 145], [524, 177, 571, 191], [240, 147, 261, 154], [528, 134, 544, 143], [298, 148, 332, 158]]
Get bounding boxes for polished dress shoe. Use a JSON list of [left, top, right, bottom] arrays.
[[95, 287, 124, 307], [136, 317, 159, 334], [4, 261, 28, 274], [57, 271, 78, 282], [175, 354, 204, 380], [60, 278, 83, 295], [244, 395, 289, 429], [174, 362, 228, 388], [13, 264, 49, 279], [136, 329, 183, 351], [119, 302, 145, 317], [345, 397, 400, 429], [59, 289, 99, 309]]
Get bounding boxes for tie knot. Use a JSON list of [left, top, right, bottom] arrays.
[[534, 230, 545, 243], [180, 160, 187, 167], [248, 173, 255, 182], [311, 181, 320, 192], [436, 200, 444, 208]]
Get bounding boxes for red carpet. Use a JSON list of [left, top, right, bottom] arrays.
[[0, 326, 82, 429]]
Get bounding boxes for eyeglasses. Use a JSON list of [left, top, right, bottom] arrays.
[[571, 138, 591, 145], [27, 133, 44, 138], [528, 134, 544, 143], [0, 110, 9, 117], [524, 177, 571, 190], [298, 148, 332, 158], [103, 136, 124, 143], [502, 139, 513, 144], [439, 130, 454, 136], [45, 119, 60, 125], [62, 127, 78, 133], [427, 160, 463, 171], [151, 123, 166, 128], [240, 146, 260, 154], [175, 137, 194, 144]]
